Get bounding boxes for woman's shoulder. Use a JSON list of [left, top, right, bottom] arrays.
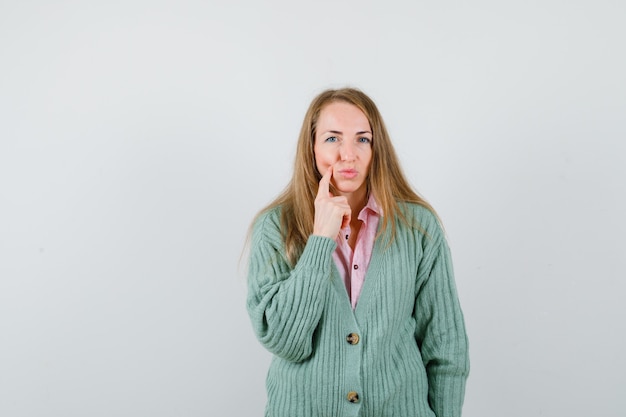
[[399, 201, 439, 223], [397, 201, 445, 239], [251, 205, 283, 237]]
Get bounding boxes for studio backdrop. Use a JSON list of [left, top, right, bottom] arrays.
[[1, 1, 624, 416]]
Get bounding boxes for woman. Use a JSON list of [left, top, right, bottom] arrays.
[[246, 87, 469, 417]]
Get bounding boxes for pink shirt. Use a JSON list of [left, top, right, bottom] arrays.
[[332, 195, 381, 310]]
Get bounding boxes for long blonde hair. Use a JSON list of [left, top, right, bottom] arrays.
[[254, 87, 436, 266]]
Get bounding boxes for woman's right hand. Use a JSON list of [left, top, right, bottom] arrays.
[[313, 166, 351, 239]]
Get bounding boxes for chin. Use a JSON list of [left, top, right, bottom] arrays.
[[334, 182, 366, 195]]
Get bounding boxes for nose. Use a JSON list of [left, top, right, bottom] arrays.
[[340, 141, 356, 161]]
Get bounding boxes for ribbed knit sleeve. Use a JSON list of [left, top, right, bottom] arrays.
[[247, 209, 337, 363], [414, 219, 470, 417]]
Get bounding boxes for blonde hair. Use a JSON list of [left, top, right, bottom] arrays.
[[254, 87, 436, 266]]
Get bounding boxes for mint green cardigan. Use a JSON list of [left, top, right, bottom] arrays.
[[247, 203, 469, 417]]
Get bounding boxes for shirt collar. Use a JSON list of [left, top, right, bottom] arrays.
[[358, 193, 382, 221]]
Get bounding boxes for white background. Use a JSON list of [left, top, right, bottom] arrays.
[[1, 1, 624, 416]]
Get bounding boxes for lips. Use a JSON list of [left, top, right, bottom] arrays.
[[337, 169, 358, 179]]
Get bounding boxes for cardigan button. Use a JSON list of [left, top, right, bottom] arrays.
[[346, 333, 360, 345], [347, 391, 360, 403]]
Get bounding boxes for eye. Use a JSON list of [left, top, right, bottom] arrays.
[[358, 137, 372, 144], [325, 136, 338, 143]]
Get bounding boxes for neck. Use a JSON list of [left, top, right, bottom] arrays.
[[342, 188, 368, 220]]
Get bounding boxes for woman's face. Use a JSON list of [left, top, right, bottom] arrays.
[[314, 101, 373, 198]]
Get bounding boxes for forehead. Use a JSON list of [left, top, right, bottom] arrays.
[[317, 101, 370, 130]]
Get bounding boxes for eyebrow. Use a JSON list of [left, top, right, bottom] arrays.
[[323, 130, 372, 135]]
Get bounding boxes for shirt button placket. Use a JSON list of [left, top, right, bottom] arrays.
[[345, 332, 362, 411]]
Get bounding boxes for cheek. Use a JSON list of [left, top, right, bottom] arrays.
[[363, 150, 373, 170], [314, 147, 335, 167], [313, 147, 324, 174]]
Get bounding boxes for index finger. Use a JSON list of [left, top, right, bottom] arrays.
[[317, 166, 333, 197]]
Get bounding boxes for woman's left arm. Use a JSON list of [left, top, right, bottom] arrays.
[[414, 225, 470, 417]]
